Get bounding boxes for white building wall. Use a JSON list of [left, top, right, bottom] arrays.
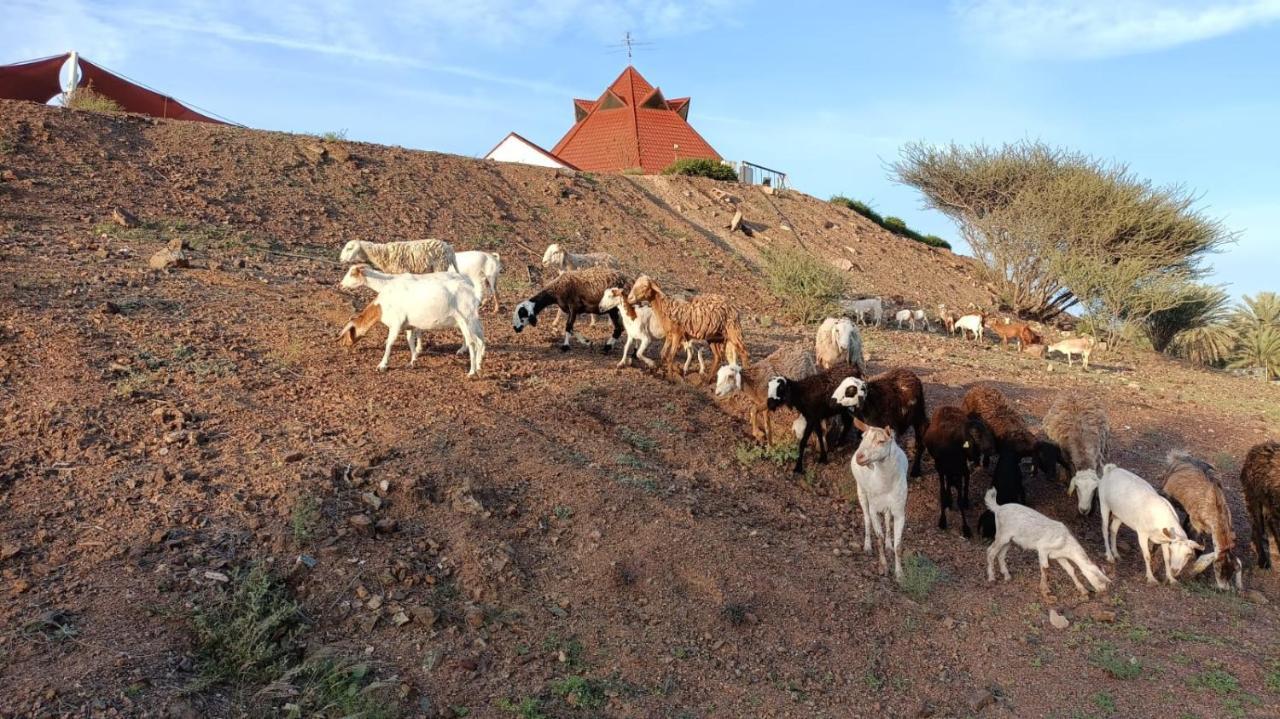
[[484, 135, 569, 169]]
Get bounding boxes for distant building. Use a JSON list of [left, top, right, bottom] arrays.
[[483, 132, 576, 170], [483, 65, 721, 175]]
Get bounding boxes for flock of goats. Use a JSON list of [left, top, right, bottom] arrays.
[[330, 237, 1280, 598]]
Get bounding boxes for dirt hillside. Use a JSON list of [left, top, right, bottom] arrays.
[[1, 100, 1278, 719]]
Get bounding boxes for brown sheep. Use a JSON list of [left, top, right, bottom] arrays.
[[1042, 394, 1109, 482], [512, 266, 630, 352], [1161, 451, 1243, 590], [962, 384, 1069, 481], [628, 275, 748, 377], [1241, 441, 1280, 570]]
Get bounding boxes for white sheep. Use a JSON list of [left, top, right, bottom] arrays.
[[912, 309, 930, 331], [954, 313, 985, 341], [339, 239, 458, 274], [453, 250, 502, 314], [850, 417, 909, 578], [841, 297, 883, 326], [984, 488, 1110, 597], [541, 242, 620, 273], [599, 287, 705, 372], [1069, 465, 1204, 584], [339, 265, 485, 376], [815, 317, 865, 372], [894, 308, 914, 330]]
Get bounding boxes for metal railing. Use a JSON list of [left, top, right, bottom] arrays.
[[728, 160, 788, 189]]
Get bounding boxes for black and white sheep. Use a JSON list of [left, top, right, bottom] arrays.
[[830, 368, 929, 478], [765, 364, 863, 474], [512, 266, 629, 352]]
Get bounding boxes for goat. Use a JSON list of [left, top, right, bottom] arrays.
[[599, 287, 704, 371], [766, 364, 863, 473], [453, 250, 502, 314], [984, 488, 1111, 598], [986, 318, 1037, 350], [924, 406, 995, 538], [894, 308, 915, 330], [1042, 394, 1109, 483], [338, 265, 485, 375], [1160, 451, 1244, 590], [963, 384, 1069, 480], [850, 418, 909, 578], [1241, 441, 1280, 569], [628, 275, 747, 378], [1069, 466, 1204, 584], [512, 266, 628, 353], [938, 304, 959, 334], [815, 317, 865, 373], [831, 368, 929, 477], [339, 239, 458, 274], [1047, 336, 1097, 370], [841, 297, 883, 326], [912, 309, 930, 331], [955, 313, 985, 341], [716, 344, 819, 445], [541, 242, 620, 273]]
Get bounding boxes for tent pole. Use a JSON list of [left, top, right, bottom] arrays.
[[66, 51, 81, 99]]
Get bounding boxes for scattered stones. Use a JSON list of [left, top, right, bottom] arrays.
[[111, 207, 140, 228], [967, 688, 995, 713], [1049, 609, 1069, 629]]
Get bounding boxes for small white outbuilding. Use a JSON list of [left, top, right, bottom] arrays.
[[483, 132, 576, 170]]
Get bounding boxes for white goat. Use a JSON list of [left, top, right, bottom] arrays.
[[850, 418, 909, 578], [912, 309, 930, 331], [894, 309, 914, 330], [598, 287, 704, 372], [984, 488, 1110, 597], [815, 317, 865, 372], [1069, 465, 1204, 584], [1047, 336, 1097, 370], [955, 313, 985, 342], [339, 265, 485, 376], [453, 251, 502, 314], [841, 297, 883, 326]]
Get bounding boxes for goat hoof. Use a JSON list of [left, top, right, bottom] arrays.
[[376, 365, 389, 372]]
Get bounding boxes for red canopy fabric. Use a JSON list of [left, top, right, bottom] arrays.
[[78, 59, 225, 124], [0, 53, 70, 103]]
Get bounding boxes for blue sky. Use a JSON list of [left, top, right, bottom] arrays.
[[7, 0, 1277, 297]]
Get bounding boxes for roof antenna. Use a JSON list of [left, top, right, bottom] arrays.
[[608, 31, 652, 63]]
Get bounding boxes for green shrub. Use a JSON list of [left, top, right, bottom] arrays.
[[828, 197, 951, 250], [662, 158, 738, 181], [899, 554, 942, 600], [760, 246, 847, 323], [64, 83, 122, 114], [1089, 642, 1143, 680]]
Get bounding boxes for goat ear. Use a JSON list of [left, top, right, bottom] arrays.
[[1162, 527, 1174, 540], [853, 417, 869, 433], [1186, 552, 1216, 577]]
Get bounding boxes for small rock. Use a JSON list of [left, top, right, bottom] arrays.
[[1, 543, 20, 561], [392, 610, 410, 627], [12, 578, 32, 595], [111, 207, 140, 228], [349, 514, 373, 530], [465, 606, 485, 629], [300, 143, 327, 164], [1242, 589, 1268, 605], [367, 595, 384, 610], [729, 210, 744, 233], [375, 518, 398, 534], [456, 658, 478, 672], [967, 689, 995, 713], [101, 301, 121, 315], [298, 554, 318, 569], [410, 605, 438, 627], [283, 451, 304, 463], [1049, 609, 1069, 629], [325, 143, 351, 163], [362, 492, 383, 510], [149, 248, 189, 270], [204, 571, 230, 583]]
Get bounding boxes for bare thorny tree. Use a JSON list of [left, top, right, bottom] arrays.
[[892, 141, 1234, 338]]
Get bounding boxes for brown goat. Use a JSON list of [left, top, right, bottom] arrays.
[[1242, 441, 1280, 570], [1161, 451, 1243, 590], [962, 384, 1069, 480], [628, 275, 748, 377]]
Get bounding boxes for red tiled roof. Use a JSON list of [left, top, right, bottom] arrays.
[[551, 66, 720, 174]]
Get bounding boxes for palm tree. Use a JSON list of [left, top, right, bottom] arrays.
[[1145, 283, 1234, 362], [1229, 324, 1280, 380]]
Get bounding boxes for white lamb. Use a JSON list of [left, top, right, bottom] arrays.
[[339, 239, 458, 274], [453, 250, 502, 314], [894, 308, 914, 330], [541, 242, 620, 273], [1069, 465, 1204, 584], [850, 418, 909, 578], [598, 287, 705, 372], [339, 264, 485, 376], [955, 313, 985, 341], [841, 297, 883, 326], [815, 317, 865, 372], [984, 488, 1111, 597]]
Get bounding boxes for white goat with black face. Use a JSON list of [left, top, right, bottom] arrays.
[[1069, 465, 1204, 584], [849, 418, 909, 578]]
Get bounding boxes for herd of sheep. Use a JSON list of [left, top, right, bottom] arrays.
[[332, 237, 1280, 598]]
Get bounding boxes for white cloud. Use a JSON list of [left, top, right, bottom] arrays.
[[954, 0, 1280, 59]]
